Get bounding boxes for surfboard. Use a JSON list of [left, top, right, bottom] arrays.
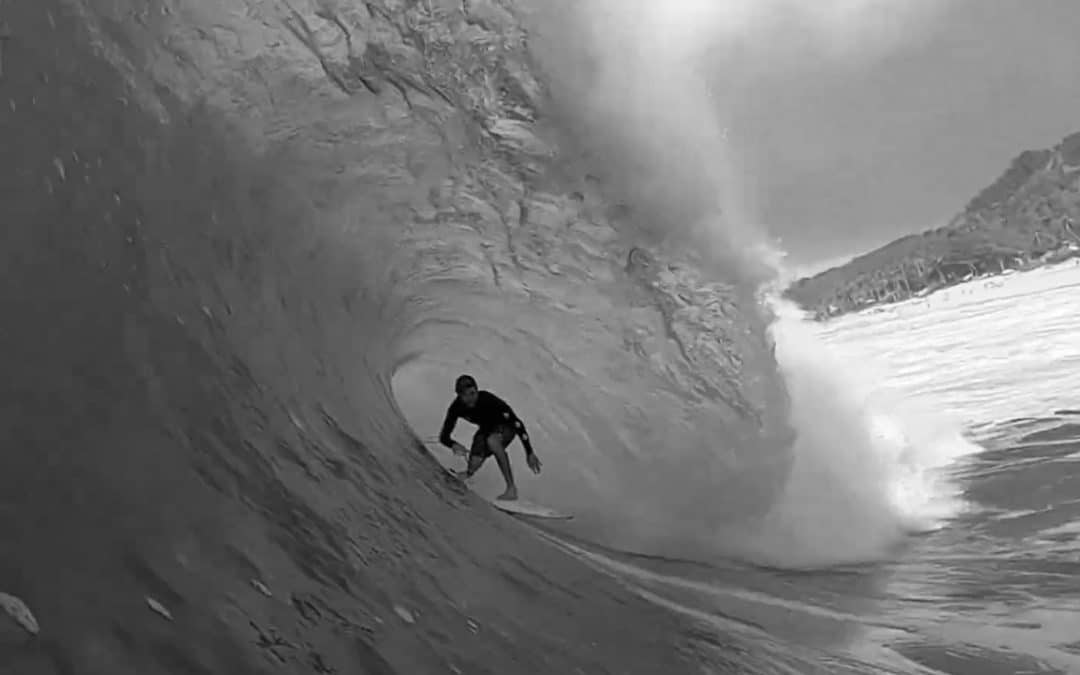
[[488, 497, 573, 520], [443, 467, 572, 520]]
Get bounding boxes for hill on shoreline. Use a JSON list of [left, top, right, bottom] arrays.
[[785, 132, 1080, 319]]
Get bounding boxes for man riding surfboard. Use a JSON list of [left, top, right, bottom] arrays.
[[438, 375, 542, 501]]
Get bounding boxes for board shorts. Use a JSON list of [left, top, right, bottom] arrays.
[[469, 424, 516, 459]]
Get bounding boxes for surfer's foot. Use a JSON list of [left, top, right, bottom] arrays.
[[496, 486, 518, 501], [449, 469, 472, 482]]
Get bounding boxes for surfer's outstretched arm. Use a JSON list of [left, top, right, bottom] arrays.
[[438, 403, 468, 456]]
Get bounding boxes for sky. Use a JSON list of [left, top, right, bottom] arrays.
[[705, 2, 1080, 266]]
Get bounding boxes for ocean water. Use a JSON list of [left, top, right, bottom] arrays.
[[4, 2, 1080, 674], [549, 262, 1080, 674]]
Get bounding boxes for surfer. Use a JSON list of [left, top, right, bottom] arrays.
[[438, 374, 542, 501]]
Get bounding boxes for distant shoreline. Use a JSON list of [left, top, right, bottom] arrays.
[[794, 252, 1080, 321], [784, 130, 1080, 320]]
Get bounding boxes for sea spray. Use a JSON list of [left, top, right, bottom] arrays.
[[711, 294, 976, 567]]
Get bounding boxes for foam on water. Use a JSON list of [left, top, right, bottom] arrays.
[[702, 294, 978, 567], [733, 261, 1080, 567]]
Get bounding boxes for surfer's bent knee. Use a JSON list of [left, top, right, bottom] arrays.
[[486, 432, 508, 457]]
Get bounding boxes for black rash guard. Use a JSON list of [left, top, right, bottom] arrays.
[[438, 390, 535, 455]]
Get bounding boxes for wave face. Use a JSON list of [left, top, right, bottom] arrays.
[[1, 0, 973, 673]]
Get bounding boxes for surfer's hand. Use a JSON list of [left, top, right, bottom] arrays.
[[526, 452, 542, 474], [451, 442, 468, 457]]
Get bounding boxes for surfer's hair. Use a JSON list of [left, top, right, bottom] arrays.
[[454, 374, 477, 393]]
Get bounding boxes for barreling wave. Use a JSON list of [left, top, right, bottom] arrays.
[[390, 0, 978, 569], [393, 253, 977, 568], [2, 0, 977, 672]]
